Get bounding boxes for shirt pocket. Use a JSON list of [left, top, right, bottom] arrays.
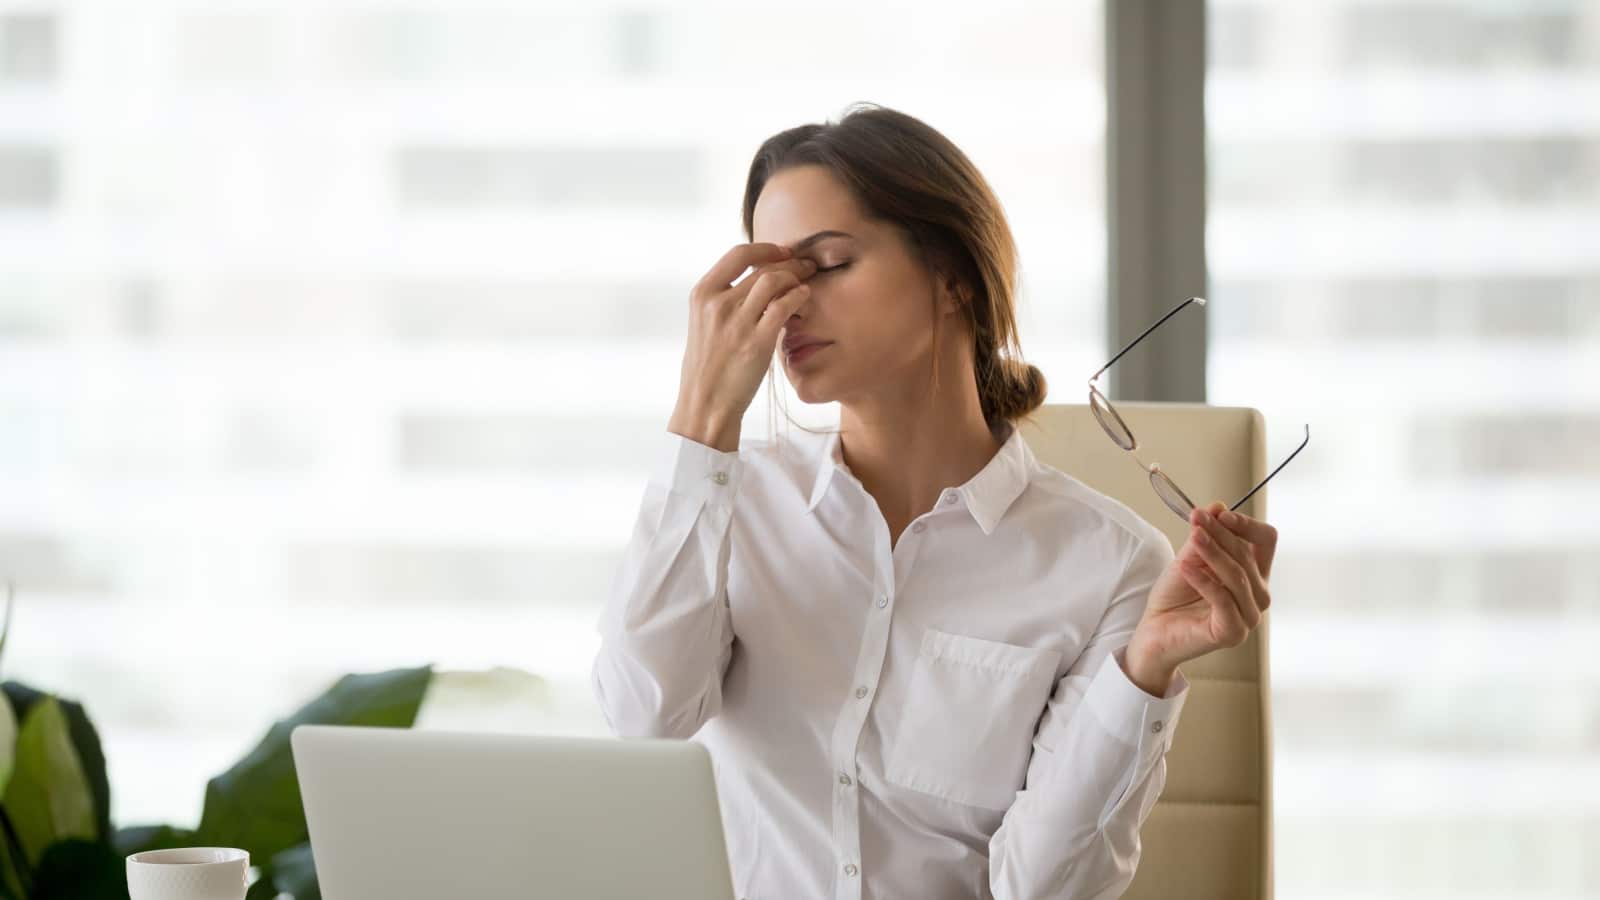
[[883, 628, 1063, 810]]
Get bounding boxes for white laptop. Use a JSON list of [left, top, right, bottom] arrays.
[[291, 725, 737, 900]]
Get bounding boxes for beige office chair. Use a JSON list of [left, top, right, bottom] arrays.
[[1015, 402, 1273, 900]]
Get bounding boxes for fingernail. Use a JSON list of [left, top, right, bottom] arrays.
[[1196, 530, 1210, 545], [1197, 509, 1211, 523], [1220, 511, 1237, 525]]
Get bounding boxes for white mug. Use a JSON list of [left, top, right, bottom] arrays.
[[126, 847, 249, 900]]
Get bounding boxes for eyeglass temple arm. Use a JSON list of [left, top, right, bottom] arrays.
[[1090, 296, 1206, 383], [1228, 423, 1310, 513]]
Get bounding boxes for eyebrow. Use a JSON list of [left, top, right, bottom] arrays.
[[789, 230, 855, 253]]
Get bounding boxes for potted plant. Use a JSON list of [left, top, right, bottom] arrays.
[[0, 582, 436, 900]]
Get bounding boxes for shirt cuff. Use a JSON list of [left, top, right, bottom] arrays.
[[1083, 646, 1191, 830], [650, 428, 745, 505], [1084, 645, 1190, 753]]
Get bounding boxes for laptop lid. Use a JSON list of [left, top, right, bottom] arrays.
[[291, 724, 737, 900]]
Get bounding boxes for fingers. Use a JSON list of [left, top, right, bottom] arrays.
[[1179, 557, 1250, 647], [1214, 507, 1276, 546], [738, 259, 816, 324], [1211, 505, 1280, 580], [695, 242, 793, 295], [1189, 522, 1261, 630], [1216, 506, 1280, 560], [734, 256, 816, 293], [1194, 505, 1276, 588], [1194, 510, 1257, 579], [754, 280, 813, 343]]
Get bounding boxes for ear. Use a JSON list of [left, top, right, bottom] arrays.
[[936, 273, 969, 315]]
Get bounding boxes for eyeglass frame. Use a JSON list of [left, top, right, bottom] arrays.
[[1088, 295, 1310, 521]]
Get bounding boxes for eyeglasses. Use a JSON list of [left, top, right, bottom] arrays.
[[1089, 296, 1310, 521]]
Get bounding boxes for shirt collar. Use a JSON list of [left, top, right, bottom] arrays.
[[804, 419, 1035, 535]]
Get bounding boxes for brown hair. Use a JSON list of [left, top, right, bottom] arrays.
[[740, 102, 1046, 443]]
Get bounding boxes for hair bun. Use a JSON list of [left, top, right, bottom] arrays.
[[987, 357, 1047, 426]]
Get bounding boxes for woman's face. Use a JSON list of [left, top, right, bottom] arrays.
[[751, 164, 962, 407]]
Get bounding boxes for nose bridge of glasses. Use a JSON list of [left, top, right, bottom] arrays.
[[1128, 447, 1158, 473], [1090, 398, 1211, 521]]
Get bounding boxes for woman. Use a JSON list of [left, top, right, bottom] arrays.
[[591, 104, 1276, 900]]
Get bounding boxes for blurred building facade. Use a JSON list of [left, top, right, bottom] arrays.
[[1208, 2, 1600, 898], [0, 0, 1105, 840]]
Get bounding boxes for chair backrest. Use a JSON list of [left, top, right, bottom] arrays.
[[1015, 402, 1274, 900]]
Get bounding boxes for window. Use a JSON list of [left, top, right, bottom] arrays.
[[1208, 2, 1600, 897], [0, 13, 55, 83], [0, 4, 1106, 829]]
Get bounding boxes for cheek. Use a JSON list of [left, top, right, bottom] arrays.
[[823, 308, 932, 383], [830, 270, 926, 337], [854, 284, 935, 354]]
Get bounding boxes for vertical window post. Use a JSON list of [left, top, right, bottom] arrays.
[[1105, 0, 1209, 403]]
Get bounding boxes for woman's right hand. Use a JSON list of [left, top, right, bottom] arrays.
[[668, 242, 817, 451]]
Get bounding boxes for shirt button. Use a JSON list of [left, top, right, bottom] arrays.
[[911, 521, 926, 533], [839, 773, 852, 786], [854, 686, 868, 699], [876, 594, 888, 608], [712, 471, 728, 485], [1152, 720, 1164, 733], [844, 863, 858, 877], [941, 491, 956, 505]]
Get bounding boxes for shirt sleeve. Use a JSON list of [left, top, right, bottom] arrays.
[[987, 526, 1192, 899], [589, 428, 744, 740]]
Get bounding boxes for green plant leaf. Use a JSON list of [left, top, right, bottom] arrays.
[[0, 698, 95, 866], [0, 684, 111, 843], [244, 872, 280, 900], [0, 702, 17, 900], [0, 693, 16, 800], [0, 810, 27, 900], [193, 666, 432, 863], [30, 839, 126, 900], [111, 824, 196, 858], [0, 700, 21, 900], [267, 842, 319, 900]]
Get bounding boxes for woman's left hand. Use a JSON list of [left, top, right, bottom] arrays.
[[1124, 500, 1278, 694]]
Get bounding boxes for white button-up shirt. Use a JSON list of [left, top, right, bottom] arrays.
[[591, 417, 1191, 900]]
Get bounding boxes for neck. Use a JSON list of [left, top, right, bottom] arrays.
[[837, 359, 1005, 527]]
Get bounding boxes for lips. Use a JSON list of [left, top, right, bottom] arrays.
[[783, 335, 831, 355]]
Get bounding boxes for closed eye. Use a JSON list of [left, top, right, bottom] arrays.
[[817, 261, 852, 273]]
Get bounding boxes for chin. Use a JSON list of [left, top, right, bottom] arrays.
[[783, 370, 834, 406], [794, 386, 831, 405]]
